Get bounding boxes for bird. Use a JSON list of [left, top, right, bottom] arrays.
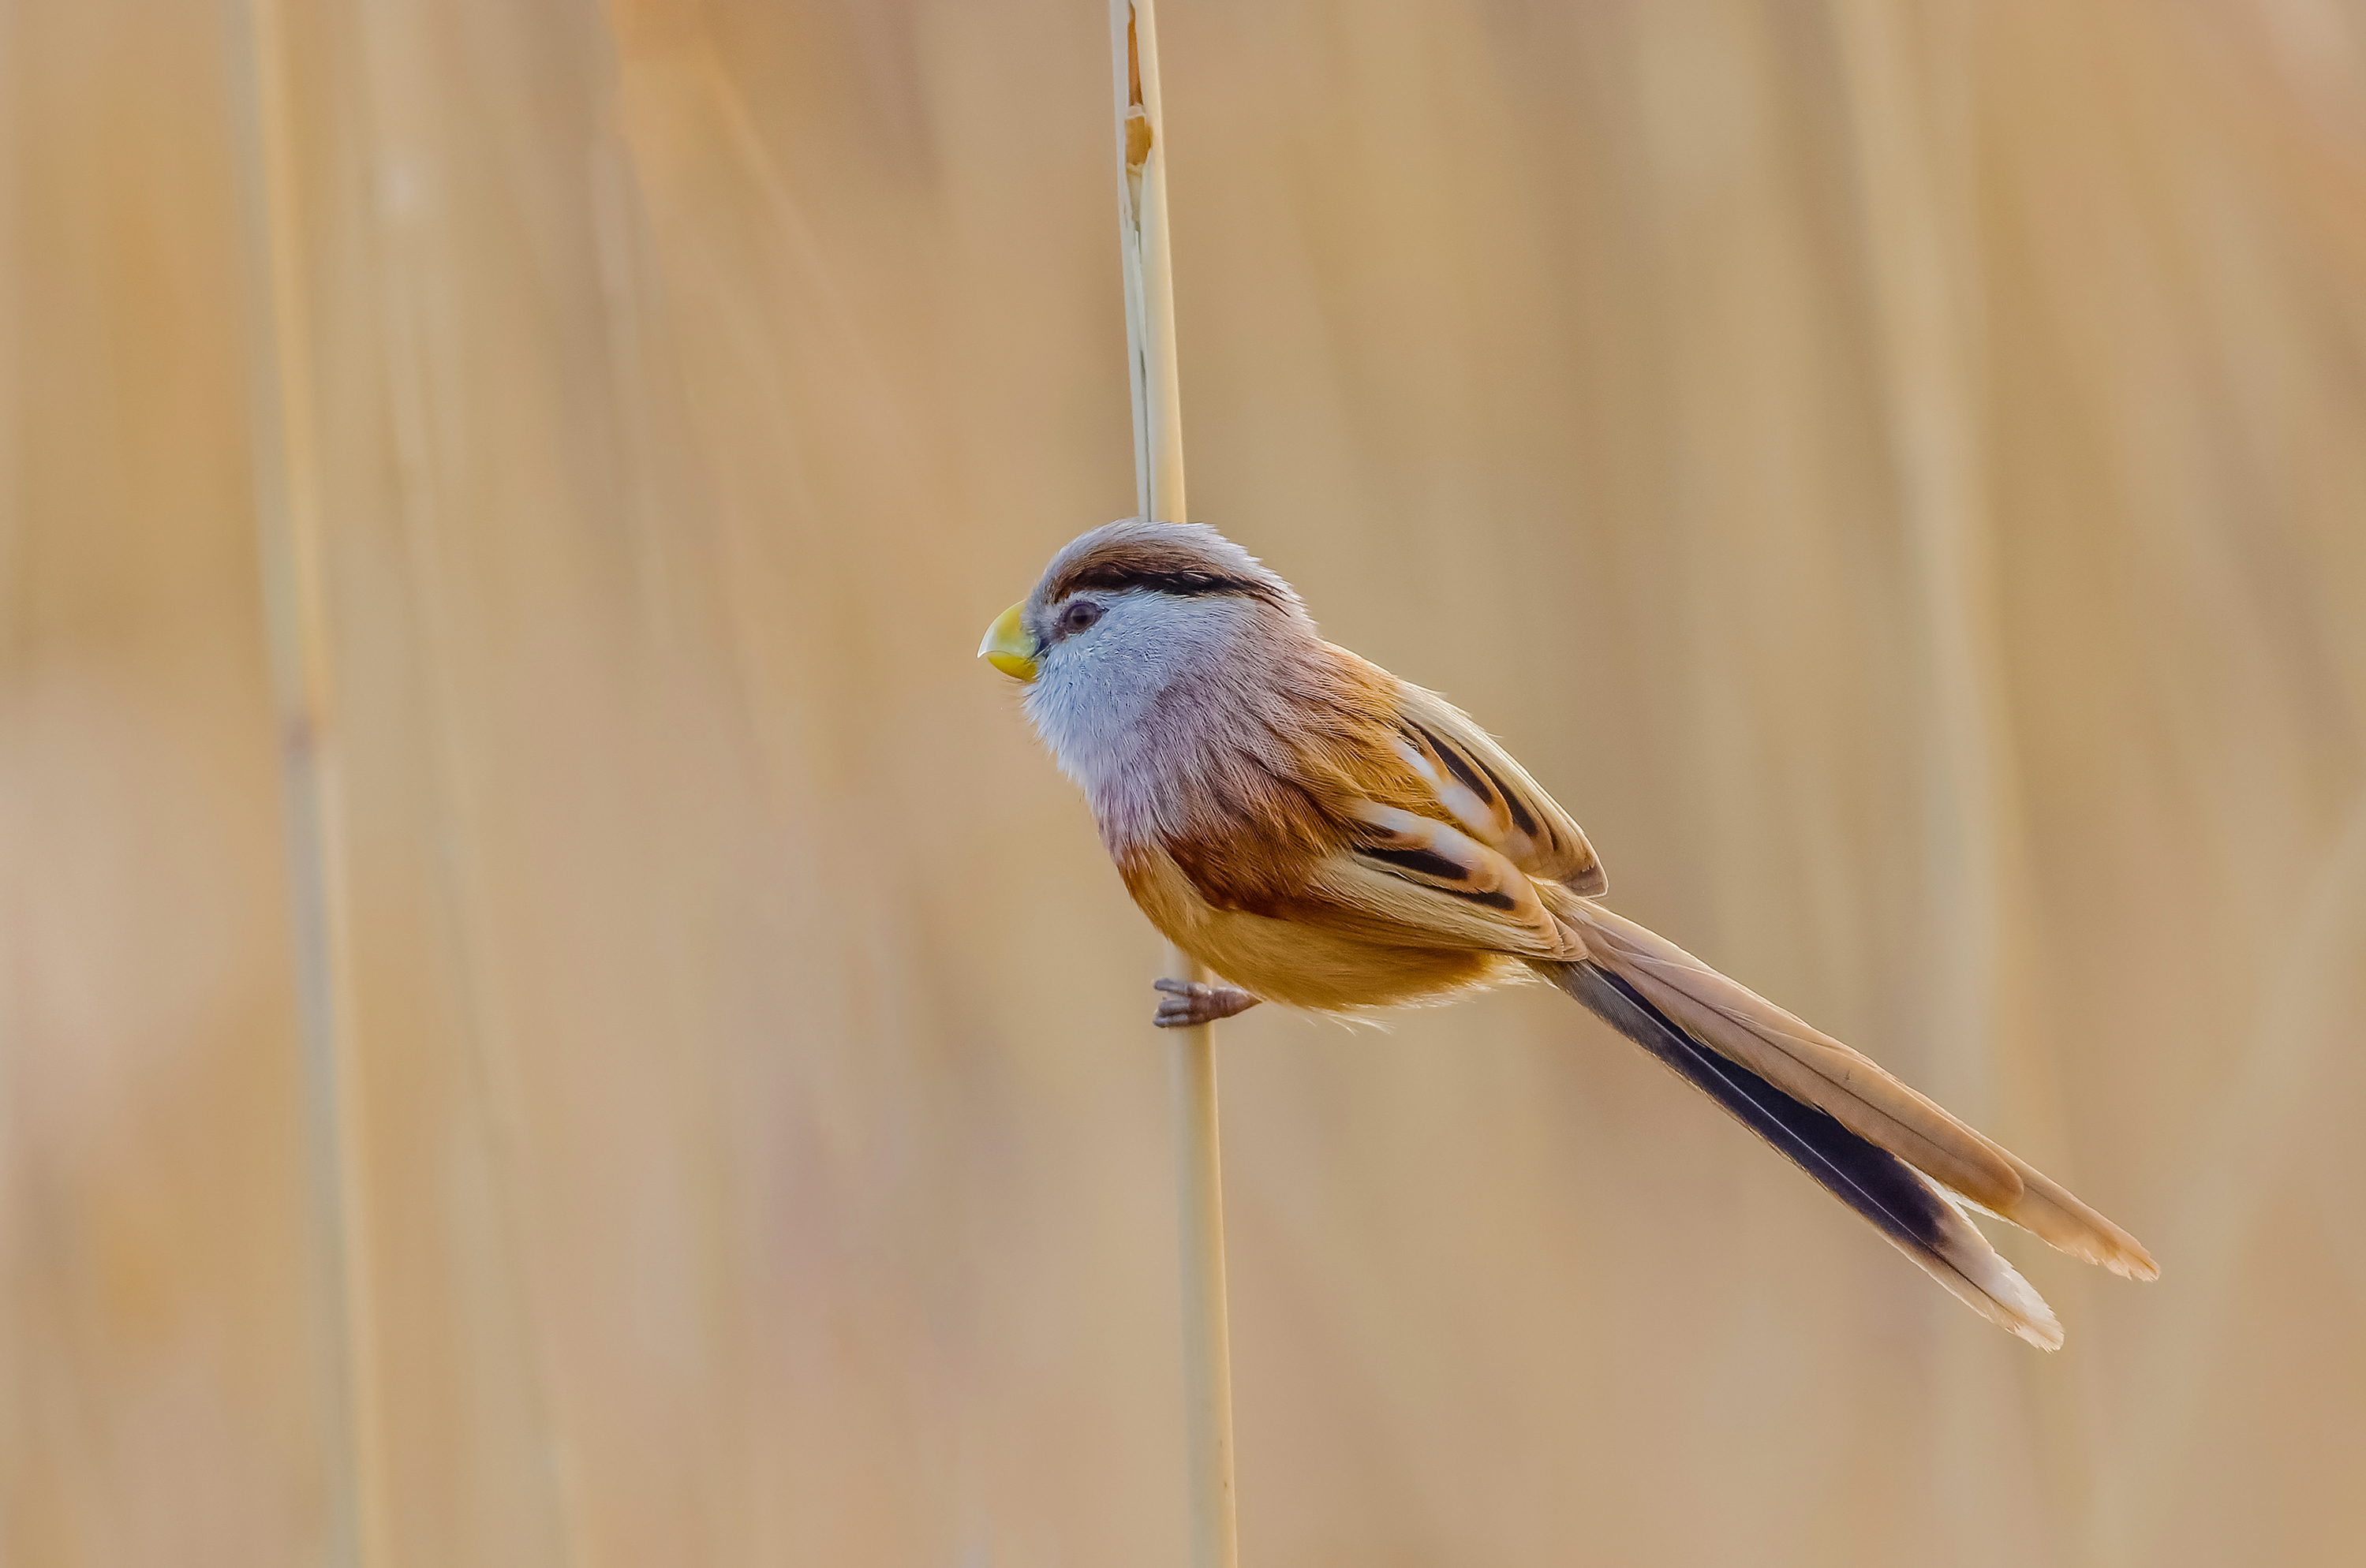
[[978, 517, 2156, 1349]]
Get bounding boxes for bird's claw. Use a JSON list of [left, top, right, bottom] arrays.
[[1152, 977, 1261, 1029]]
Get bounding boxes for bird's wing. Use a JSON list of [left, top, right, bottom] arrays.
[[1149, 683, 1577, 961], [1389, 683, 1606, 894], [1162, 789, 1582, 960], [1272, 673, 1593, 959], [1298, 799, 1584, 961], [1156, 650, 1593, 962]]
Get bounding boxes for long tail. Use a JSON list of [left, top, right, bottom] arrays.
[[1535, 901, 2158, 1348]]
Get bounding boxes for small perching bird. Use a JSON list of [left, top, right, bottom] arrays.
[[981, 519, 2157, 1349]]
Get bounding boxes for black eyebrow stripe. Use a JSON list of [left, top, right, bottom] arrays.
[[1062, 564, 1280, 600]]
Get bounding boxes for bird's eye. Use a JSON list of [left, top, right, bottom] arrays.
[[1060, 599, 1104, 635]]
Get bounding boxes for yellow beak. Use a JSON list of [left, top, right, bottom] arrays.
[[977, 602, 1037, 681]]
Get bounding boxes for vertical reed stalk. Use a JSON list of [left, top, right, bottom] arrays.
[[227, 4, 385, 1564], [346, 1, 585, 1556], [1108, 6, 1239, 1564]]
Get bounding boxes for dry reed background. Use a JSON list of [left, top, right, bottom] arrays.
[[6, 1, 2366, 1563]]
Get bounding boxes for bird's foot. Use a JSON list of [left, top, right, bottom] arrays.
[[1153, 978, 1261, 1029]]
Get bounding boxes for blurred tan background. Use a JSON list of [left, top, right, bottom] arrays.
[[7, 0, 2366, 1563]]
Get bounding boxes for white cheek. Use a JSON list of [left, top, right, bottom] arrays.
[[1019, 595, 1246, 800]]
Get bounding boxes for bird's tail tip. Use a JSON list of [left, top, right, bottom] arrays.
[[2109, 1250, 2162, 1284], [1956, 1243, 2065, 1352]]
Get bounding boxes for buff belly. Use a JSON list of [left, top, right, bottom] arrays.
[[1119, 846, 1522, 1011]]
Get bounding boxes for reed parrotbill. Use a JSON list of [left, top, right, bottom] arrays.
[[981, 519, 2156, 1348]]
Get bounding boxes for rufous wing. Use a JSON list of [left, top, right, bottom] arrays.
[[1297, 801, 1583, 961], [1155, 650, 1601, 964], [1391, 683, 1606, 894]]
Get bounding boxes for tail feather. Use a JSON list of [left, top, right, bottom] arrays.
[[1563, 899, 2024, 1209], [1557, 895, 2156, 1283], [1542, 961, 2063, 1350], [1985, 1157, 2159, 1281]]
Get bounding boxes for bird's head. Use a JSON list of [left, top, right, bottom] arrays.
[[977, 518, 1303, 687], [978, 519, 1309, 789]]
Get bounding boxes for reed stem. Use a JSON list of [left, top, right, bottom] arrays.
[[228, 2, 386, 1563], [1108, 5, 1239, 1563]]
